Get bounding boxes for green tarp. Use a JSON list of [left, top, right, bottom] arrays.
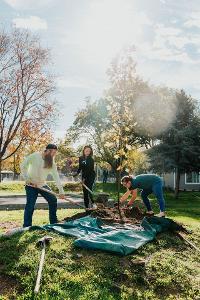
[[31, 216, 180, 256]]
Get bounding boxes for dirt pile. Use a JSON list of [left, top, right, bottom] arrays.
[[64, 206, 144, 224], [90, 207, 144, 223]]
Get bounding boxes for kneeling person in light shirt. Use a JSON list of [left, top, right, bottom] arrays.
[[20, 144, 65, 227]]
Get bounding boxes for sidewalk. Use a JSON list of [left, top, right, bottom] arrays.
[[0, 194, 115, 210], [0, 195, 85, 210]]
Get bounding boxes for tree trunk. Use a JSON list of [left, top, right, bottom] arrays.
[[13, 154, 16, 180], [116, 170, 120, 202], [115, 156, 123, 220], [175, 168, 181, 199], [116, 170, 123, 219], [0, 157, 2, 183]]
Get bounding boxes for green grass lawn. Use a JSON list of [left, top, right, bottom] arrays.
[[0, 192, 200, 300], [0, 181, 123, 196]]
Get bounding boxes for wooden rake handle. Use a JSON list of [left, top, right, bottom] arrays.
[[26, 184, 85, 209]]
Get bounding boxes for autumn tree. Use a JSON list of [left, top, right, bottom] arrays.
[[68, 49, 151, 170], [0, 29, 57, 180], [2, 131, 53, 177], [55, 138, 77, 175], [126, 149, 148, 175]]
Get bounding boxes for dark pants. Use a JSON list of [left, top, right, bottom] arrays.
[[23, 185, 58, 227], [140, 180, 165, 212], [83, 178, 95, 208], [103, 176, 108, 183]]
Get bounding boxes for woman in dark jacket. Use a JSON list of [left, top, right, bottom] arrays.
[[74, 145, 96, 208]]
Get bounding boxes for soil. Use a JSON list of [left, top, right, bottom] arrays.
[[63, 206, 144, 225]]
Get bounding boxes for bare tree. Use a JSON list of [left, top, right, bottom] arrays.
[[0, 29, 56, 180]]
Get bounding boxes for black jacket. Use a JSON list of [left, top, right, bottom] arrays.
[[77, 156, 95, 180]]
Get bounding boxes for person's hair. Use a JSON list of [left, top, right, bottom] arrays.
[[82, 145, 93, 157], [43, 151, 54, 168], [121, 175, 132, 184], [46, 144, 57, 150], [43, 144, 57, 168]]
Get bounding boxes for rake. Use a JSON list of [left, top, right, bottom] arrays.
[[26, 184, 85, 209]]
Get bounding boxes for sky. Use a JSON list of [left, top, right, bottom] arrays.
[[1, 0, 200, 139]]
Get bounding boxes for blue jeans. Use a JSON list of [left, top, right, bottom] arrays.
[[140, 181, 165, 212], [23, 185, 58, 227]]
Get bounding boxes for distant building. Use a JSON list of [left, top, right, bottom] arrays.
[[163, 170, 200, 191], [1, 170, 14, 181]]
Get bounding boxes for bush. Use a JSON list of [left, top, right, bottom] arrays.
[[0, 181, 83, 194], [0, 182, 25, 192], [49, 182, 82, 193]]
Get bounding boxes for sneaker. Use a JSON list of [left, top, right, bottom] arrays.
[[156, 212, 165, 218]]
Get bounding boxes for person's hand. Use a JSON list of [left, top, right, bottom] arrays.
[[59, 194, 65, 199], [127, 203, 132, 208]]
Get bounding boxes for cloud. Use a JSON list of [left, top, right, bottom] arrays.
[[56, 77, 98, 89], [137, 57, 200, 100], [4, 0, 55, 10], [136, 23, 200, 64], [12, 16, 47, 30], [54, 129, 67, 139], [60, 1, 152, 66], [184, 12, 200, 28]]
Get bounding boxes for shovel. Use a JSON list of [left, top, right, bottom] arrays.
[[34, 236, 52, 294]]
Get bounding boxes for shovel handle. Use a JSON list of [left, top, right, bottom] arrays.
[[81, 182, 94, 195], [75, 178, 94, 195], [26, 184, 85, 209], [69, 173, 94, 195], [34, 244, 46, 294]]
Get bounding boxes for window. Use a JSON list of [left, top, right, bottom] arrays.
[[185, 172, 200, 184]]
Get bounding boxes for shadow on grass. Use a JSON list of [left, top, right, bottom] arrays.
[[0, 230, 46, 299]]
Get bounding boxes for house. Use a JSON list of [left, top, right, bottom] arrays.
[[163, 170, 200, 191], [0, 170, 14, 181]]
